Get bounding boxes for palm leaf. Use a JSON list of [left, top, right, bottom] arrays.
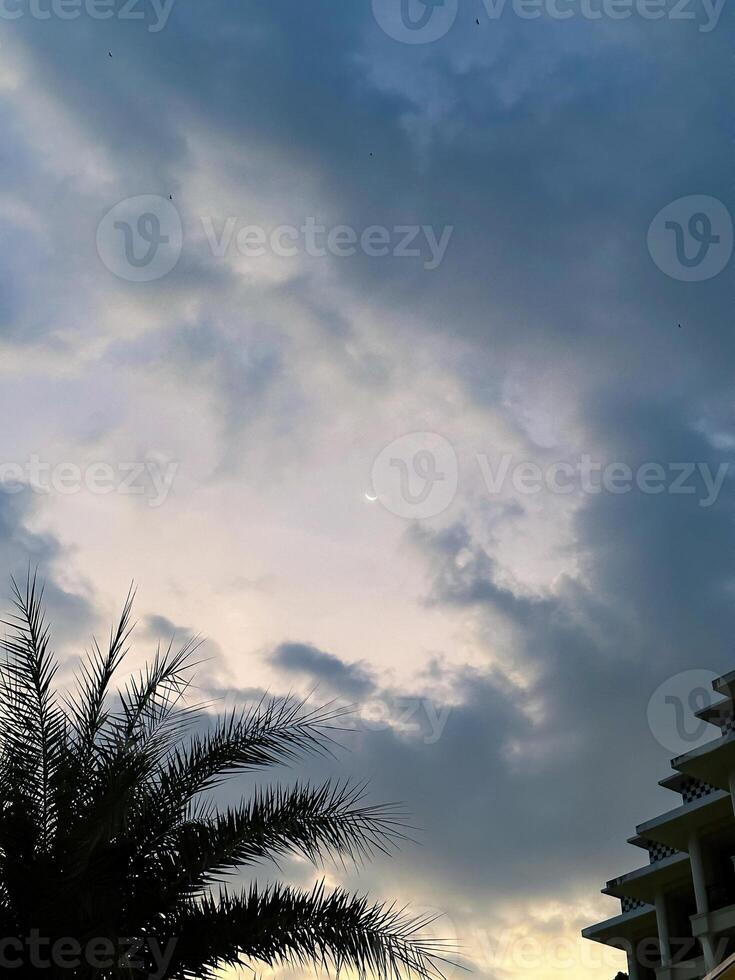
[[0, 576, 455, 980], [0, 571, 66, 851], [163, 881, 452, 980]]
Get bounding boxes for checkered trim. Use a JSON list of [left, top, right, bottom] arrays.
[[648, 841, 678, 864], [621, 896, 645, 914], [680, 778, 717, 804]]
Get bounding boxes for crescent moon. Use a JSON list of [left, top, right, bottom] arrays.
[[364, 492, 378, 502]]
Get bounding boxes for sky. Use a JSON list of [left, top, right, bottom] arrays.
[[1, 0, 735, 977]]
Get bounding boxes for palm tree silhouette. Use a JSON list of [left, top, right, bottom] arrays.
[[0, 573, 449, 978]]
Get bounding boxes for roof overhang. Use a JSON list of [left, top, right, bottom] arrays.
[[604, 852, 691, 904], [672, 735, 735, 791], [582, 905, 657, 947], [714, 671, 735, 699], [696, 698, 731, 726], [635, 791, 731, 851]]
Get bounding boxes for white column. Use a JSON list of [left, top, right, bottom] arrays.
[[655, 890, 672, 968], [728, 769, 735, 818], [688, 832, 716, 971], [626, 947, 642, 980], [689, 832, 709, 913], [702, 933, 718, 970]]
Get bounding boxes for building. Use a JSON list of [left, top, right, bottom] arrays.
[[583, 669, 735, 980]]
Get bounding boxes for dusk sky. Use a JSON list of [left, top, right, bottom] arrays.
[[1, 0, 735, 976]]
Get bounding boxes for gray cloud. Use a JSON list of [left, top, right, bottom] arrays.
[[1, 3, 733, 972], [0, 487, 93, 647], [271, 641, 377, 700], [142, 612, 180, 636]]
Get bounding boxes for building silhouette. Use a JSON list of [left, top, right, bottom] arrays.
[[584, 670, 735, 980]]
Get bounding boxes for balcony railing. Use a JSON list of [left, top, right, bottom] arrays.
[[655, 955, 705, 980]]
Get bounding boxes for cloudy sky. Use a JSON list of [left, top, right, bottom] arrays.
[[1, 0, 735, 976]]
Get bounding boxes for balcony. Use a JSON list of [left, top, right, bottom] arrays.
[[656, 955, 706, 979], [691, 901, 735, 940]]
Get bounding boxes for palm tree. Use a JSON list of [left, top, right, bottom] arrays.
[[0, 573, 450, 979]]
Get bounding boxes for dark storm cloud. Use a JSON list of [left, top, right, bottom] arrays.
[[257, 394, 735, 906], [271, 641, 377, 699], [390, 406, 735, 895], [247, 637, 654, 910], [138, 611, 234, 691], [0, 487, 93, 644], [3, 0, 735, 945], [142, 612, 180, 637], [8, 0, 732, 406]]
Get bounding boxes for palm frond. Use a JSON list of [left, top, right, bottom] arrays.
[[131, 780, 409, 919], [164, 881, 453, 980], [152, 696, 345, 817], [66, 585, 136, 759], [216, 779, 409, 868], [110, 635, 202, 754], [0, 570, 66, 851], [0, 577, 450, 980]]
